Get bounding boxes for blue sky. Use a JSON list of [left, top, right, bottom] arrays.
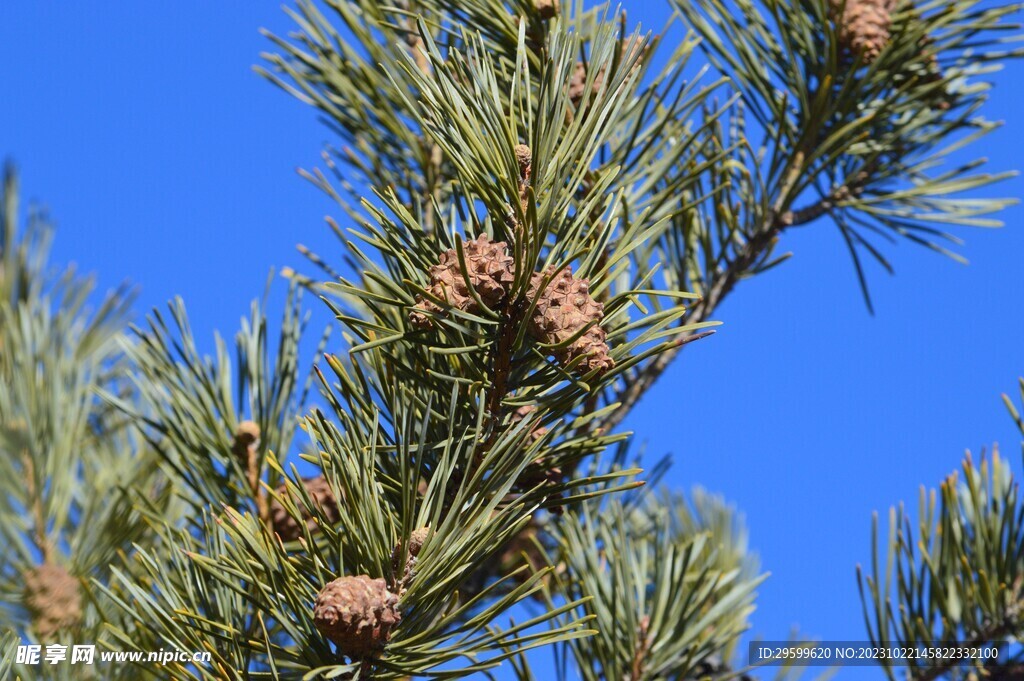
[[2, 2, 1022, 679]]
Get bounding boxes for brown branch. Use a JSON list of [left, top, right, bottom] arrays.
[[631, 615, 652, 681], [482, 161, 534, 450], [23, 447, 53, 563], [469, 290, 526, 480], [599, 172, 872, 433], [599, 222, 779, 434], [777, 166, 872, 228], [487, 311, 518, 425]]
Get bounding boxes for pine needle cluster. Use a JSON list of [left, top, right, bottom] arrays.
[[2, 0, 1023, 679]]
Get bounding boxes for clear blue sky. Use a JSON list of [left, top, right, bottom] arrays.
[[2, 3, 1022, 679]]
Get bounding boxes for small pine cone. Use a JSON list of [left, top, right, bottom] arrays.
[[527, 268, 614, 376], [23, 563, 82, 640], [567, 40, 647, 108], [831, 0, 896, 63], [269, 476, 341, 542], [534, 0, 558, 20], [515, 144, 532, 179], [567, 61, 591, 108], [231, 420, 260, 464], [514, 144, 532, 193], [313, 575, 401, 658], [514, 144, 533, 218], [390, 527, 432, 585], [510, 405, 549, 443], [409, 235, 516, 327], [915, 37, 952, 111]]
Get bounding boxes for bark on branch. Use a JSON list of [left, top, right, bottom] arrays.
[[599, 171, 872, 433]]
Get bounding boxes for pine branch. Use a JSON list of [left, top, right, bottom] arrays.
[[911, 619, 1018, 681], [671, 0, 1022, 315], [601, 163, 878, 431], [545, 486, 764, 681], [0, 164, 170, 677], [857, 384, 1024, 681]]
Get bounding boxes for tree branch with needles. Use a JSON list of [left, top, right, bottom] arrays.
[[600, 169, 876, 433]]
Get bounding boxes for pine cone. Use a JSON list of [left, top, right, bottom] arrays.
[[831, 0, 897, 63], [313, 575, 401, 658], [568, 39, 647, 108], [409, 234, 516, 327], [516, 458, 562, 489], [390, 527, 432, 586], [23, 563, 81, 640], [512, 144, 534, 221], [231, 420, 260, 464], [510, 405, 549, 443], [510, 406, 562, 501], [514, 144, 532, 181], [567, 62, 591, 108], [533, 0, 558, 20], [269, 476, 342, 542], [527, 268, 614, 376]]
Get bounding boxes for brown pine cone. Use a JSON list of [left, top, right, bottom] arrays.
[[23, 563, 82, 640], [527, 268, 614, 376], [495, 518, 564, 591], [914, 35, 953, 111], [313, 575, 401, 659], [510, 405, 549, 443], [568, 39, 647, 108], [533, 0, 558, 20], [269, 476, 342, 542], [231, 420, 260, 464], [409, 234, 516, 327], [510, 406, 562, 501], [831, 0, 897, 63], [390, 527, 432, 586], [515, 144, 532, 181]]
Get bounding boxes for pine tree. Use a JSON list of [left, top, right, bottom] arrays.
[[1, 0, 1022, 679]]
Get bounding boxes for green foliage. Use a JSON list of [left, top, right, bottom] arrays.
[[99, 386, 598, 679], [0, 629, 15, 679], [261, 0, 727, 436], [102, 286, 326, 516], [540, 487, 764, 680], [672, 0, 1022, 308], [857, 381, 1024, 680], [0, 163, 170, 679], [3, 0, 1022, 677]]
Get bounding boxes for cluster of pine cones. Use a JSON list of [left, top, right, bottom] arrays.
[[312, 529, 430, 659], [830, 0, 898, 63], [269, 475, 342, 542], [409, 234, 614, 376]]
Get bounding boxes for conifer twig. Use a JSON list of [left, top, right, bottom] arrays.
[[909, 619, 1017, 681], [399, 0, 444, 237], [601, 171, 875, 432]]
